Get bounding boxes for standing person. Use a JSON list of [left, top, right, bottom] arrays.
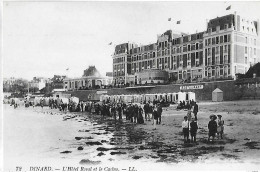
[[125, 105, 130, 120], [193, 102, 199, 121], [182, 116, 189, 143], [189, 117, 198, 143], [152, 106, 158, 130], [208, 115, 217, 142], [111, 105, 116, 121], [137, 106, 144, 124], [117, 104, 122, 120], [40, 99, 44, 109], [182, 100, 186, 109], [186, 109, 192, 122], [217, 115, 224, 139], [80, 101, 84, 112], [157, 103, 163, 124], [133, 104, 138, 123], [144, 103, 149, 121]]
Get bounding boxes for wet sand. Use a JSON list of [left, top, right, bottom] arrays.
[[3, 100, 260, 171]]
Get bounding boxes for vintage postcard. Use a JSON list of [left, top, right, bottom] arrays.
[[1, 1, 260, 171]]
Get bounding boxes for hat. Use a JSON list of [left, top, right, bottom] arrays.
[[210, 114, 217, 120], [217, 115, 222, 118], [184, 116, 188, 119]]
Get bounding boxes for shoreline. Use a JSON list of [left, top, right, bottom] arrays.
[[3, 100, 260, 171]]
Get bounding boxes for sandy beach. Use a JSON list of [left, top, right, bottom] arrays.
[[3, 100, 260, 171]]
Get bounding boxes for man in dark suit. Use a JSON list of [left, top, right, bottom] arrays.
[[193, 102, 198, 121]]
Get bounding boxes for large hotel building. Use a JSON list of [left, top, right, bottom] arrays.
[[112, 13, 260, 86]]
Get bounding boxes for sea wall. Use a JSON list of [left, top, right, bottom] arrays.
[[66, 80, 260, 102]]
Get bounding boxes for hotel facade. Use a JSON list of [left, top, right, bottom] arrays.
[[112, 13, 260, 85]]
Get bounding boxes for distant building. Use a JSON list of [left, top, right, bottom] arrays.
[[63, 66, 113, 90], [112, 13, 260, 85], [29, 77, 50, 90]]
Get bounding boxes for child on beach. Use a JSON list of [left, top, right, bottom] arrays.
[[208, 115, 217, 142], [182, 116, 189, 143], [217, 115, 224, 139], [189, 117, 198, 143]]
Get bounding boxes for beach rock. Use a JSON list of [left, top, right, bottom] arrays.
[[97, 152, 105, 156], [150, 155, 159, 159], [97, 147, 110, 151], [77, 146, 84, 150], [132, 155, 142, 159], [101, 140, 108, 143], [78, 130, 90, 132], [79, 159, 101, 165], [60, 151, 72, 154], [85, 141, 102, 146], [244, 141, 260, 149], [75, 137, 83, 140], [110, 151, 126, 155]]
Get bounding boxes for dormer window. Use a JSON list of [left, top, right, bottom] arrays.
[[224, 24, 228, 30], [208, 28, 212, 33]]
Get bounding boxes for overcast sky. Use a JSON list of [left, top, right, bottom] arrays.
[[3, 1, 260, 80]]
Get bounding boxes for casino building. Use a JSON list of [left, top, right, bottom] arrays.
[[112, 13, 260, 85]]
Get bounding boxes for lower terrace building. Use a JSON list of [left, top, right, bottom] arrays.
[[112, 12, 260, 85], [64, 67, 113, 90], [63, 75, 113, 91]]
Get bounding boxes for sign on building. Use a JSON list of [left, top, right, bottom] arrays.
[[180, 85, 204, 90]]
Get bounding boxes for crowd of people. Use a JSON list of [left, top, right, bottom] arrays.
[[8, 96, 225, 144]]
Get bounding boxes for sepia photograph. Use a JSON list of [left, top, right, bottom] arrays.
[[1, 1, 260, 171]]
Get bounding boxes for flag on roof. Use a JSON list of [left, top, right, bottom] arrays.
[[168, 18, 171, 21], [176, 20, 181, 24], [108, 42, 112, 45], [226, 5, 231, 10]]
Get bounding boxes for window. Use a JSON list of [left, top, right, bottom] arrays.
[[216, 46, 219, 54], [245, 47, 247, 54], [220, 67, 223, 75], [196, 43, 199, 50], [224, 35, 228, 42], [245, 37, 248, 44], [208, 28, 212, 33], [216, 56, 219, 64], [208, 38, 211, 45], [224, 45, 227, 53], [224, 24, 228, 30], [220, 36, 223, 43], [254, 39, 257, 46], [228, 34, 231, 42], [212, 37, 215, 45], [224, 55, 228, 63], [216, 36, 219, 44], [208, 48, 211, 55], [205, 40, 207, 46], [245, 57, 247, 64], [254, 48, 256, 55]]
